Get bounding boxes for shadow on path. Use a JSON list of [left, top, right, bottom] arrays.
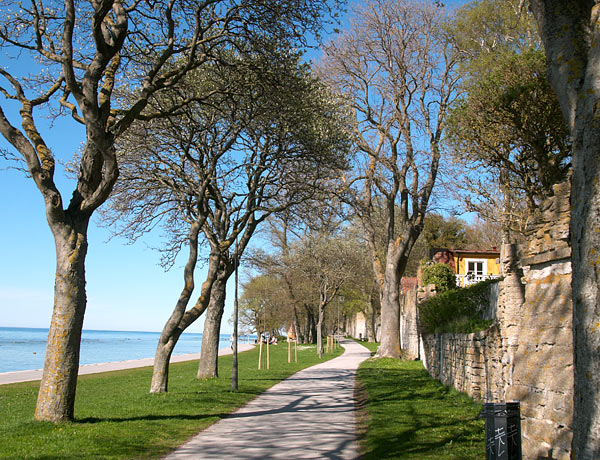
[[162, 339, 371, 460]]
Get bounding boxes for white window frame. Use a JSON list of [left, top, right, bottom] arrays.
[[464, 258, 487, 276]]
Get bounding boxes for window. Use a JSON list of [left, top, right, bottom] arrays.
[[465, 259, 487, 276]]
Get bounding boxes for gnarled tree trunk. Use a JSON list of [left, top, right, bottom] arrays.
[[35, 217, 89, 422], [149, 234, 219, 393], [197, 274, 227, 379]]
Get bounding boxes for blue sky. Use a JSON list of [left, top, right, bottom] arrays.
[[0, 0, 468, 334], [0, 112, 212, 333]]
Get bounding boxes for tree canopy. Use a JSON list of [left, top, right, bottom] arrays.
[[445, 0, 570, 236]]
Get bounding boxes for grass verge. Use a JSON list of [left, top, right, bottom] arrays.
[[0, 343, 342, 460], [357, 358, 485, 459], [354, 340, 379, 355]]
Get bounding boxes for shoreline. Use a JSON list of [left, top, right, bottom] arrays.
[[0, 343, 255, 385]]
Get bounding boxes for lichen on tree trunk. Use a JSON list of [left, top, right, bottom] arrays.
[[197, 277, 227, 379], [527, 2, 600, 456], [35, 221, 89, 422]]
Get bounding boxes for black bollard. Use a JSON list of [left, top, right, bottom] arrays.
[[480, 401, 522, 460]]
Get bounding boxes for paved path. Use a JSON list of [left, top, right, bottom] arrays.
[[163, 338, 372, 460], [0, 344, 255, 385]]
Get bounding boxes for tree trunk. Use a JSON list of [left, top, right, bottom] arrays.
[[316, 301, 325, 358], [310, 310, 317, 344], [292, 305, 303, 344], [377, 262, 401, 358], [35, 218, 89, 422], [368, 297, 378, 343], [197, 276, 227, 379], [150, 240, 218, 393], [527, 4, 600, 456], [304, 305, 316, 344], [569, 101, 600, 459]]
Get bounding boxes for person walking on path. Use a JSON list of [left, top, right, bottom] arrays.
[[163, 338, 372, 460]]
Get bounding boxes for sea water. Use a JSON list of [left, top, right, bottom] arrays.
[[0, 327, 243, 373]]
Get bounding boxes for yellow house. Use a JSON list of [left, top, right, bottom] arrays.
[[431, 248, 501, 287]]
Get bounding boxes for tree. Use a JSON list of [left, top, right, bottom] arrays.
[[527, 2, 600, 457], [446, 0, 570, 238], [318, 0, 460, 358], [0, 0, 345, 418], [239, 275, 287, 338], [250, 212, 318, 345], [446, 48, 571, 234], [107, 49, 349, 389], [421, 214, 469, 251], [463, 217, 503, 250], [293, 233, 360, 358]]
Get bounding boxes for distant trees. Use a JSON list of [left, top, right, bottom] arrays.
[[0, 0, 345, 416], [420, 214, 469, 252], [318, 0, 460, 358], [239, 275, 287, 339], [105, 47, 349, 390], [244, 214, 374, 352], [293, 233, 360, 357]]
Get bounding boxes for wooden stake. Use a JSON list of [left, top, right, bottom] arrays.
[[258, 339, 263, 370], [295, 340, 297, 362], [267, 337, 270, 370], [288, 337, 291, 363]]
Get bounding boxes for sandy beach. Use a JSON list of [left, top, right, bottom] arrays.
[[0, 343, 255, 385]]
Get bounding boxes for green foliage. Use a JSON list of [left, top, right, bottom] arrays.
[[239, 275, 288, 335], [447, 48, 571, 206], [418, 279, 499, 334], [0, 345, 342, 460], [445, 0, 570, 235], [421, 214, 469, 251], [357, 359, 484, 459], [421, 263, 457, 293], [450, 0, 539, 75]]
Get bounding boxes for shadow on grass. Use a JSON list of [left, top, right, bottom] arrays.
[[76, 412, 226, 424], [358, 360, 484, 460]]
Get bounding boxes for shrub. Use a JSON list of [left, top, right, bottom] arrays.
[[421, 262, 457, 292], [418, 278, 499, 334]]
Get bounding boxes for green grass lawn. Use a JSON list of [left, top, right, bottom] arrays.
[[354, 340, 379, 354], [0, 343, 342, 460], [357, 356, 485, 460]]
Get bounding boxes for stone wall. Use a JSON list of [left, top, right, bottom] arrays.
[[346, 311, 368, 340], [417, 182, 574, 460]]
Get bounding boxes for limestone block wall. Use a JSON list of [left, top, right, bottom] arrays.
[[346, 311, 368, 340], [419, 183, 574, 460]]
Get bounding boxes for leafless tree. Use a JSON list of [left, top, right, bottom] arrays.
[[106, 50, 350, 389], [0, 0, 345, 421], [293, 233, 358, 358], [318, 0, 460, 358]]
